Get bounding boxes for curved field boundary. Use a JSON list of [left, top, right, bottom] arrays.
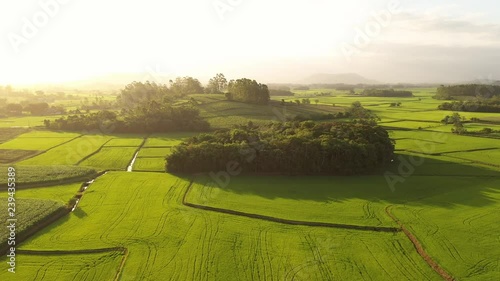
[[385, 206, 455, 281], [17, 247, 129, 281], [76, 138, 115, 165], [5, 135, 84, 164], [182, 181, 400, 233], [22, 135, 84, 159]]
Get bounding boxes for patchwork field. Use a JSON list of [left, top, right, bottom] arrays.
[[79, 147, 137, 170], [0, 198, 65, 245], [0, 172, 440, 280], [0, 87, 499, 280], [0, 165, 97, 186], [19, 135, 113, 166]]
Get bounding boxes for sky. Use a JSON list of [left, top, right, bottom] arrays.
[[1, 0, 499, 85]]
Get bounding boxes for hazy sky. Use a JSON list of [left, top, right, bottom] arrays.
[[1, 0, 499, 85]]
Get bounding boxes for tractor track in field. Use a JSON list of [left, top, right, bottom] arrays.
[[385, 205, 456, 281], [182, 181, 400, 233], [18, 247, 129, 281]]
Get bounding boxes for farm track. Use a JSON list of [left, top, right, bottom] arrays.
[[385, 205, 455, 281], [17, 247, 129, 281], [182, 181, 400, 233]]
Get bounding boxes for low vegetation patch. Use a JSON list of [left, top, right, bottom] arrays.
[[0, 198, 65, 247], [0, 149, 39, 164], [0, 128, 29, 143], [0, 165, 98, 187]]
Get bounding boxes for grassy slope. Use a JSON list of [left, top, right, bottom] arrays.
[[191, 94, 343, 129]]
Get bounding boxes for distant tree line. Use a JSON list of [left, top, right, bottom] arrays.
[[435, 84, 500, 100], [438, 99, 500, 113], [362, 89, 413, 97], [269, 89, 294, 96], [44, 104, 209, 133], [0, 101, 65, 117], [166, 121, 394, 175], [45, 81, 210, 133]]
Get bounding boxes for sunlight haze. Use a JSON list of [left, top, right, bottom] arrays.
[[1, 0, 499, 85]]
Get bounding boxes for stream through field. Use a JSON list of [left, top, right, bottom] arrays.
[[127, 152, 139, 172]]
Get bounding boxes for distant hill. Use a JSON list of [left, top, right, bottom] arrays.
[[302, 73, 379, 85]]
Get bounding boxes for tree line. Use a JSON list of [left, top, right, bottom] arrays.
[[362, 89, 413, 97], [435, 84, 500, 100], [0, 101, 65, 117], [45, 81, 210, 133], [438, 99, 500, 113], [166, 120, 394, 175]]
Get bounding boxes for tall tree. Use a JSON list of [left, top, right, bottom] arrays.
[[206, 73, 228, 94], [117, 81, 171, 110], [170, 76, 204, 96]]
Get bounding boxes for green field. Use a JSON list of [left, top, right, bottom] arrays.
[[103, 137, 145, 147], [0, 165, 98, 186], [19, 135, 113, 166], [79, 147, 137, 170], [1, 172, 440, 280], [0, 198, 64, 245], [0, 87, 499, 280], [144, 132, 198, 147], [0, 251, 124, 281], [137, 147, 171, 158], [133, 157, 166, 172]]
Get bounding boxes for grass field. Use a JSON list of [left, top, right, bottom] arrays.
[[192, 95, 343, 128], [0, 165, 98, 186], [0, 198, 64, 245], [0, 149, 40, 164], [133, 157, 166, 172], [0, 251, 124, 281], [1, 172, 440, 280], [79, 147, 137, 170], [18, 135, 113, 166], [103, 137, 146, 147], [0, 128, 28, 143], [0, 87, 499, 280], [137, 147, 171, 158], [144, 132, 198, 147]]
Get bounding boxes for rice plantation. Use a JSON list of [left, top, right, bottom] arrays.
[[0, 88, 498, 280]]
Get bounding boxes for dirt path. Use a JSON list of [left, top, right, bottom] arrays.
[[385, 205, 455, 281]]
